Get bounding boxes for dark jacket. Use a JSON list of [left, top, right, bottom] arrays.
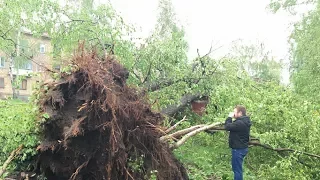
[[224, 116, 251, 149]]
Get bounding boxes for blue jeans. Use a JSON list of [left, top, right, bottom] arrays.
[[231, 148, 248, 180]]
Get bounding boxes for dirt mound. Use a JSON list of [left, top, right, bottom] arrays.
[[35, 46, 188, 180]]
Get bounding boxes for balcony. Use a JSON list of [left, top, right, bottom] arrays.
[[9, 61, 33, 76], [10, 68, 33, 76]]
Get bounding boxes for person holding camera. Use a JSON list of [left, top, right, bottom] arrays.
[[225, 105, 252, 180]]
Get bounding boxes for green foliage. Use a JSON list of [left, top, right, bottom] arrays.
[[0, 100, 39, 176], [231, 41, 283, 83], [250, 59, 282, 83], [174, 133, 233, 180], [289, 1, 320, 104], [0, 0, 52, 51], [173, 76, 320, 179], [268, 0, 315, 13], [127, 155, 144, 173], [0, 0, 319, 179]]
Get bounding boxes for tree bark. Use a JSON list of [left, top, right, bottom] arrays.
[[161, 93, 201, 116], [169, 122, 223, 149], [160, 124, 205, 142], [9, 30, 21, 99], [9, 55, 17, 99]]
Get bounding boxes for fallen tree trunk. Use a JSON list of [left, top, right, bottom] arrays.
[[161, 94, 201, 116]]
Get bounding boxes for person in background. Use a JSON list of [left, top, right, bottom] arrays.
[[225, 105, 252, 180]]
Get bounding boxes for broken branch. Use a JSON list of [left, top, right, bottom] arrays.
[[170, 122, 224, 149], [160, 124, 205, 142], [0, 145, 23, 177], [165, 116, 187, 133]]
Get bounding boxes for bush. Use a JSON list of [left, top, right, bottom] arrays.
[[0, 99, 39, 177]]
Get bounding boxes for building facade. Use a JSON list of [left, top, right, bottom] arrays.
[[0, 32, 53, 100]]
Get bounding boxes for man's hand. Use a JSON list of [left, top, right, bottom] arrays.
[[228, 112, 234, 118]]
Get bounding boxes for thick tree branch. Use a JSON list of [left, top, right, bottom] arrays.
[[160, 122, 226, 143], [147, 79, 175, 92], [161, 94, 201, 116], [249, 141, 320, 159], [147, 75, 211, 92], [170, 122, 224, 149], [160, 124, 205, 142]]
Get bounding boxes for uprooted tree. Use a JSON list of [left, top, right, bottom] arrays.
[[35, 47, 189, 180], [1, 0, 320, 179], [32, 45, 320, 180]]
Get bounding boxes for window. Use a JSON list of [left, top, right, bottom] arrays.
[[0, 57, 4, 67], [0, 78, 4, 88], [20, 39, 28, 54], [40, 44, 46, 53], [20, 79, 27, 90], [24, 61, 32, 70]]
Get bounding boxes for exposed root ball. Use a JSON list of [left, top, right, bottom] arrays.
[[36, 46, 188, 180]]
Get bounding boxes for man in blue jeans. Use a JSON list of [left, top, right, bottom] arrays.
[[225, 105, 251, 180]]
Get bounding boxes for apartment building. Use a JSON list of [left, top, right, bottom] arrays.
[[0, 31, 53, 100]]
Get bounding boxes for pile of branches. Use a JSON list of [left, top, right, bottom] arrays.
[[160, 117, 320, 160], [35, 45, 188, 180], [160, 117, 224, 149]]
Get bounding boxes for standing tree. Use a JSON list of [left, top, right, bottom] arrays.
[[231, 40, 283, 83], [269, 0, 320, 102], [0, 0, 56, 98]]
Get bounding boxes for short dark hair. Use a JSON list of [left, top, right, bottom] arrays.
[[235, 105, 246, 116]]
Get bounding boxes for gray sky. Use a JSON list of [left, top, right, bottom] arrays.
[[106, 0, 309, 84]]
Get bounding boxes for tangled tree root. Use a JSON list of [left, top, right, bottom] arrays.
[[35, 45, 188, 180]]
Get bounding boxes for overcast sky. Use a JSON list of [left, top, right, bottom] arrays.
[[104, 0, 308, 84]]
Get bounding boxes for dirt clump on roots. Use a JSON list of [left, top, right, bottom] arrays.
[[35, 46, 188, 180]]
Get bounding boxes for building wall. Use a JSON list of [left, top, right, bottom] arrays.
[[0, 33, 53, 100]]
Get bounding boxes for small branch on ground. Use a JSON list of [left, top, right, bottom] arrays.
[[0, 145, 24, 177]]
